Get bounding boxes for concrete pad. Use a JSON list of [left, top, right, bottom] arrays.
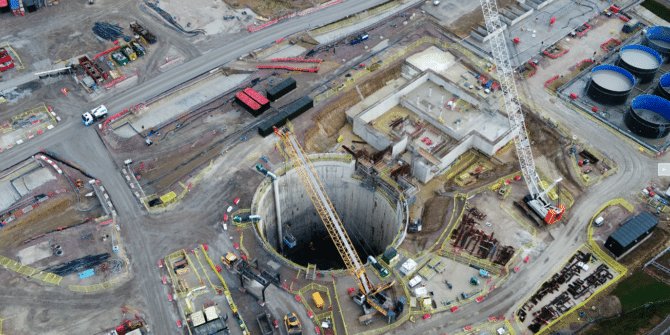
[[431, 0, 481, 26], [261, 45, 307, 60], [12, 178, 29, 197], [114, 74, 248, 138], [0, 181, 20, 212], [16, 241, 53, 265], [22, 167, 56, 191]]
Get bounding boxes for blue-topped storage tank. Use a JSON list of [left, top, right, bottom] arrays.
[[644, 26, 670, 62], [586, 65, 635, 105], [655, 72, 670, 101], [616, 45, 662, 84], [624, 95, 670, 139]]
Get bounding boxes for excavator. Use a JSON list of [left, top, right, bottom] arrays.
[[275, 126, 397, 323]]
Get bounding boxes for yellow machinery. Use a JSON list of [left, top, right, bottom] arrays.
[[274, 127, 395, 320]]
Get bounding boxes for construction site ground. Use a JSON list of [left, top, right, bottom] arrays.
[[0, 159, 104, 250], [4, 0, 669, 334]]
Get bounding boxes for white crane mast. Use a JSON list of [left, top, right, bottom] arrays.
[[480, 0, 543, 198]]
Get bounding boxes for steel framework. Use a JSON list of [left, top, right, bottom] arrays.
[[480, 0, 564, 222], [274, 127, 374, 294]]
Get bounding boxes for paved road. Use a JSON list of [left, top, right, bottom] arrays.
[[0, 0, 658, 334], [404, 79, 657, 334], [0, 1, 397, 334]]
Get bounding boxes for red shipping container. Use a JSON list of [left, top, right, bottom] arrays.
[[243, 87, 269, 105]]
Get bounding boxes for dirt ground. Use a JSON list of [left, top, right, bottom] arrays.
[[0, 166, 103, 251], [446, 0, 518, 37]]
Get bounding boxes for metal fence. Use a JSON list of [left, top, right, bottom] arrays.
[[0, 254, 62, 285]]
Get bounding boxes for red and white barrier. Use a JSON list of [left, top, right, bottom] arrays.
[[36, 155, 62, 174]]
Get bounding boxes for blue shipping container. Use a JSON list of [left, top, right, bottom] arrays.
[[9, 0, 19, 9]]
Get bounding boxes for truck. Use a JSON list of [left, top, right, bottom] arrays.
[[256, 164, 277, 181], [312, 292, 324, 309], [594, 216, 604, 227], [233, 215, 261, 224], [130, 41, 146, 57], [82, 105, 108, 126], [367, 256, 389, 277], [111, 50, 129, 66], [256, 312, 274, 335], [130, 21, 157, 44], [121, 45, 137, 62], [284, 313, 302, 335]]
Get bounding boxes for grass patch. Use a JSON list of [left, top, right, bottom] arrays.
[[585, 271, 670, 335], [642, 0, 670, 22], [611, 271, 670, 311]]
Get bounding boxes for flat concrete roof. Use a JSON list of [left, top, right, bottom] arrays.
[[403, 80, 509, 142], [406, 46, 456, 74], [345, 77, 408, 120]]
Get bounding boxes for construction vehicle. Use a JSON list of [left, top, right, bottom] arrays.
[[284, 313, 302, 335], [130, 41, 146, 57], [121, 45, 137, 61], [233, 214, 261, 224], [479, 0, 565, 224], [82, 105, 108, 126], [111, 50, 129, 66], [256, 164, 277, 181], [275, 127, 396, 324], [221, 252, 240, 269], [130, 21, 157, 44], [368, 256, 389, 277], [312, 292, 324, 309], [320, 318, 335, 334]]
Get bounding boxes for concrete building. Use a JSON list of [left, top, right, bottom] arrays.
[[348, 46, 514, 183]]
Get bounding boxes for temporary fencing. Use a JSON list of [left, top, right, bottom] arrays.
[[0, 254, 62, 285], [542, 48, 569, 59], [527, 61, 538, 77], [193, 247, 225, 294], [578, 23, 591, 36], [600, 38, 621, 52], [575, 59, 595, 68], [70, 277, 123, 293], [201, 247, 251, 335]]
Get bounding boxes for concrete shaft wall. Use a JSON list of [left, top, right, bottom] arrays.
[[255, 160, 402, 269]]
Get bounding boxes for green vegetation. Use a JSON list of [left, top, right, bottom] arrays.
[[642, 0, 670, 22], [611, 271, 670, 310], [586, 271, 670, 335]]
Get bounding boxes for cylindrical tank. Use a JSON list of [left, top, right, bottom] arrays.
[[644, 26, 670, 62], [586, 65, 635, 105], [624, 95, 670, 139], [655, 72, 670, 101], [616, 45, 662, 84]]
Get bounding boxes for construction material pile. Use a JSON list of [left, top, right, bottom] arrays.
[[92, 22, 127, 41], [142, 2, 204, 37]]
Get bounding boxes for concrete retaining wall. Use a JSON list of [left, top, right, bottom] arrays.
[[254, 160, 403, 269]]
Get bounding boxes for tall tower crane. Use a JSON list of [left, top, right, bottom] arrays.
[[480, 0, 565, 224], [274, 127, 395, 320]]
